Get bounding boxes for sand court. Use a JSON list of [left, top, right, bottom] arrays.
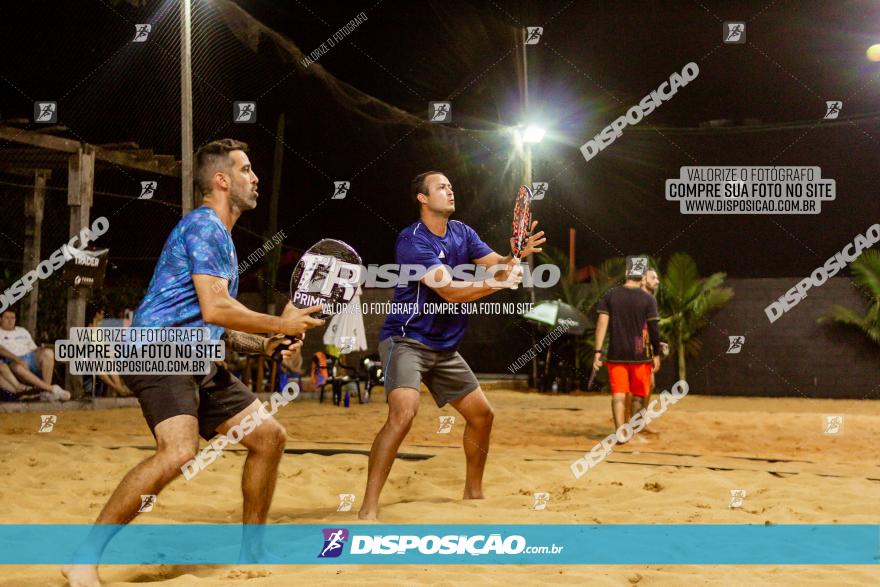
[[1, 389, 877, 585]]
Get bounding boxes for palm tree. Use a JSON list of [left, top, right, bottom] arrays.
[[818, 250, 880, 344], [657, 253, 733, 381]]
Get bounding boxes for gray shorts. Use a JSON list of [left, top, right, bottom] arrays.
[[378, 336, 480, 407]]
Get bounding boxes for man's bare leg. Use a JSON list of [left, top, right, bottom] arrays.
[[449, 388, 493, 500], [628, 394, 649, 444], [10, 362, 52, 392], [215, 399, 287, 562], [0, 363, 26, 393], [358, 387, 420, 520], [62, 416, 199, 587], [36, 347, 55, 387], [611, 393, 627, 440], [642, 375, 659, 435]]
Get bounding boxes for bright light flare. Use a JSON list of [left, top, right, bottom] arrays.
[[522, 124, 546, 143]]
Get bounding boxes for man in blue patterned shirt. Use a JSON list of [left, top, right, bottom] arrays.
[[64, 139, 324, 587]]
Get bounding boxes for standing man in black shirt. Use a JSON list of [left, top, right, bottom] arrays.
[[593, 257, 662, 437]]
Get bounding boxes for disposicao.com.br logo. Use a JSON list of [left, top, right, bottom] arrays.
[[318, 528, 563, 557]]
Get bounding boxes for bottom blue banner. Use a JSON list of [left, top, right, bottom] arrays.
[[0, 524, 877, 565]]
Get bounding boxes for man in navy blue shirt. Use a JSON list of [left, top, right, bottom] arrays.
[[359, 171, 546, 519]]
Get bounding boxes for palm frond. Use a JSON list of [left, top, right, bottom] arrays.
[[849, 250, 880, 302]]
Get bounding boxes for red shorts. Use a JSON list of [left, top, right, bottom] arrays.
[[606, 362, 652, 397]]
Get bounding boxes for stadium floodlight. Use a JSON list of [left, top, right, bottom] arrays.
[[522, 124, 546, 144]]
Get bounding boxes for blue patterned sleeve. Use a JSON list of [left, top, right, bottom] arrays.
[[183, 217, 235, 281]]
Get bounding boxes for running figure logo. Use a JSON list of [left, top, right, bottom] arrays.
[[34, 102, 57, 123], [429, 101, 452, 123], [38, 415, 57, 433], [318, 528, 349, 558], [337, 494, 356, 512], [139, 181, 157, 200], [824, 101, 842, 120], [726, 336, 745, 354], [723, 22, 746, 43], [332, 181, 350, 200], [532, 492, 550, 510], [823, 415, 843, 435], [437, 415, 456, 434], [525, 27, 543, 45], [138, 494, 157, 513], [233, 102, 256, 123], [627, 256, 648, 277], [531, 182, 549, 201], [339, 336, 356, 355], [133, 24, 151, 42], [728, 489, 747, 508]]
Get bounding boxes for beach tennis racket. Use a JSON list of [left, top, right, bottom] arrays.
[[586, 367, 599, 391], [273, 239, 362, 360], [509, 184, 533, 290], [290, 239, 361, 319]]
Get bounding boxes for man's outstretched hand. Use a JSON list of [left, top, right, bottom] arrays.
[[510, 220, 546, 258], [278, 303, 324, 337]]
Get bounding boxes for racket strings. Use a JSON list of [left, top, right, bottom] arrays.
[[511, 187, 533, 258]]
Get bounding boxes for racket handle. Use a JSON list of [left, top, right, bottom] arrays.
[[510, 257, 521, 290], [270, 334, 303, 361], [587, 368, 598, 391]]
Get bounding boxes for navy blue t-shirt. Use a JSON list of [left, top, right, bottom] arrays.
[[379, 220, 493, 351]]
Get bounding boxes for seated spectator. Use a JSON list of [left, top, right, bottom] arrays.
[[0, 309, 70, 401], [86, 309, 131, 397], [0, 362, 35, 401]]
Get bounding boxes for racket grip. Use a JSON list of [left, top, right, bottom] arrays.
[[587, 368, 598, 391], [510, 257, 521, 290], [270, 334, 303, 361]]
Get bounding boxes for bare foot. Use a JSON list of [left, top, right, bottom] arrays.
[[463, 489, 484, 500], [357, 510, 378, 520], [62, 564, 101, 587]]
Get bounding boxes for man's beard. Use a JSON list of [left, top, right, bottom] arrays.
[[230, 186, 257, 211]]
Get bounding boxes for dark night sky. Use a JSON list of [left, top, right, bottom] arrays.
[[1, 0, 879, 290]]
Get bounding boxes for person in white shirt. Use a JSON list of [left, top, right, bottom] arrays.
[[0, 309, 70, 401]]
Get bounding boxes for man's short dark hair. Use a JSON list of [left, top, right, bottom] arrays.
[[195, 139, 249, 196], [1, 309, 15, 316], [410, 170, 444, 211]]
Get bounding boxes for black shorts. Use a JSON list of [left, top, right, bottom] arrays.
[[122, 364, 257, 440]]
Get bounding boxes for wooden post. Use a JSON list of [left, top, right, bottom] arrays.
[[265, 112, 285, 315], [65, 146, 95, 396], [22, 169, 50, 335], [180, 0, 194, 215], [569, 227, 576, 278]]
